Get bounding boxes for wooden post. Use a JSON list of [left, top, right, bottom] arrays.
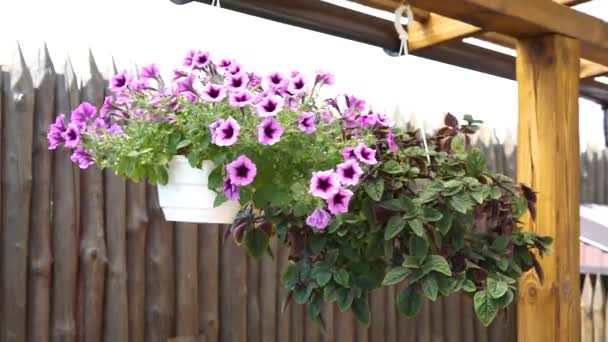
[[516, 34, 581, 342]]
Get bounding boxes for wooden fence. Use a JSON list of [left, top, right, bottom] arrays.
[[581, 273, 608, 342], [0, 43, 605, 342]]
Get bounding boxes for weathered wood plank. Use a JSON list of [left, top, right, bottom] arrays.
[[247, 257, 261, 342], [198, 224, 220, 342], [385, 287, 397, 342], [126, 181, 147, 342], [443, 295, 462, 342], [78, 51, 107, 342], [369, 289, 384, 342], [51, 58, 79, 342], [28, 43, 56, 342], [397, 284, 417, 341], [277, 245, 290, 342], [221, 227, 247, 342], [259, 238, 277, 342], [1, 43, 35, 342], [516, 35, 581, 342], [176, 223, 199, 336], [592, 274, 604, 342], [582, 274, 593, 342], [145, 186, 175, 342], [320, 303, 334, 342], [335, 310, 355, 342]]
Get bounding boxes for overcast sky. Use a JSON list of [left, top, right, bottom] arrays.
[[0, 0, 606, 149]]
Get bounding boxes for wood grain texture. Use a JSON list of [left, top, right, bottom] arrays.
[[145, 186, 175, 342], [335, 310, 355, 342], [28, 43, 56, 342], [78, 51, 107, 342], [198, 224, 220, 342], [259, 238, 277, 342], [1, 43, 35, 342], [582, 274, 593, 342], [220, 231, 247, 342], [126, 181, 147, 342], [51, 58, 79, 342], [516, 34, 581, 342], [592, 275, 604, 342], [247, 257, 261, 342], [176, 223, 199, 336]]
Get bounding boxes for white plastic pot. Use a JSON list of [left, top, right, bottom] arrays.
[[157, 155, 241, 224]]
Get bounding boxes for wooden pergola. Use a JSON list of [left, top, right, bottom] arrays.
[[172, 0, 608, 340]]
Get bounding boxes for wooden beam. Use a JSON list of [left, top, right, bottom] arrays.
[[516, 34, 581, 342], [479, 32, 608, 80], [406, 0, 608, 66], [349, 0, 430, 22]]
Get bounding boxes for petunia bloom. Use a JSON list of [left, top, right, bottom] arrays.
[[228, 63, 242, 75], [183, 50, 196, 67], [341, 146, 357, 161], [110, 71, 131, 92], [376, 113, 395, 127], [100, 96, 113, 117], [258, 116, 284, 145], [262, 72, 288, 91], [309, 170, 340, 199], [217, 58, 233, 69], [256, 95, 284, 117], [226, 155, 257, 186], [225, 73, 249, 91], [247, 73, 261, 88], [288, 74, 307, 95], [320, 110, 334, 123], [200, 84, 227, 102], [229, 91, 254, 107], [327, 187, 354, 214], [71, 102, 97, 128], [107, 124, 123, 135], [336, 159, 364, 186], [387, 129, 398, 152], [297, 112, 316, 134], [209, 118, 224, 144], [223, 177, 240, 201], [213, 116, 240, 146], [359, 113, 377, 127], [175, 74, 195, 93], [315, 70, 335, 86], [140, 64, 160, 80], [306, 208, 332, 230], [354, 143, 378, 165], [62, 123, 81, 148], [70, 148, 94, 169], [47, 114, 67, 150], [192, 51, 211, 69]]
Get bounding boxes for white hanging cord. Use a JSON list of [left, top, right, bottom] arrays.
[[419, 122, 431, 164], [211, 0, 221, 7], [393, 3, 414, 56]]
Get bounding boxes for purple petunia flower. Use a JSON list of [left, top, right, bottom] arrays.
[[288, 74, 307, 95], [359, 113, 377, 128], [258, 117, 284, 145], [345, 95, 366, 114], [223, 177, 240, 201], [256, 95, 284, 117], [175, 74, 195, 93], [47, 113, 67, 150], [387, 129, 398, 152], [100, 96, 113, 117], [173, 69, 188, 81], [200, 84, 227, 102], [354, 143, 378, 165], [181, 91, 197, 103], [213, 116, 240, 146], [228, 63, 242, 75], [94, 116, 111, 130], [297, 112, 316, 134], [226, 155, 257, 186], [183, 50, 196, 67], [131, 79, 149, 91], [336, 159, 364, 186], [62, 123, 81, 148], [341, 146, 357, 161], [376, 113, 395, 127], [140, 64, 160, 80], [217, 58, 233, 69], [306, 208, 332, 230], [107, 124, 123, 135], [71, 102, 97, 128], [225, 73, 249, 91], [70, 148, 94, 169], [110, 71, 131, 93], [327, 187, 354, 214], [320, 110, 334, 123], [262, 72, 288, 91], [309, 170, 340, 199], [209, 118, 224, 144], [247, 72, 261, 88], [229, 90, 254, 107], [315, 70, 335, 86], [192, 50, 211, 69], [284, 96, 299, 111]]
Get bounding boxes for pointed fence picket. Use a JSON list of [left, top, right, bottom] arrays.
[[1, 43, 607, 342]]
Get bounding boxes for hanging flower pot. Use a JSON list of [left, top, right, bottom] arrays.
[[157, 156, 240, 223]]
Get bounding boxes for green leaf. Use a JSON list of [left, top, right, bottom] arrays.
[[408, 219, 425, 237], [334, 269, 350, 288], [397, 287, 421, 317], [294, 285, 313, 304], [312, 267, 333, 287], [364, 178, 385, 201], [382, 160, 404, 174], [283, 264, 298, 287], [417, 182, 443, 204], [450, 194, 475, 214], [421, 275, 439, 301], [511, 196, 528, 219], [451, 135, 466, 153], [436, 212, 453, 235], [308, 294, 322, 321], [213, 193, 228, 208], [176, 139, 191, 151], [384, 215, 407, 240], [474, 290, 499, 327], [243, 228, 269, 258], [422, 255, 452, 276], [487, 278, 509, 299], [337, 289, 354, 312], [380, 196, 415, 212], [495, 289, 514, 307], [465, 148, 487, 177], [436, 275, 453, 296], [352, 296, 370, 325], [323, 284, 340, 302], [409, 235, 428, 258], [382, 267, 411, 286], [208, 167, 224, 190], [253, 184, 281, 208], [421, 207, 443, 222], [463, 280, 477, 292]]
